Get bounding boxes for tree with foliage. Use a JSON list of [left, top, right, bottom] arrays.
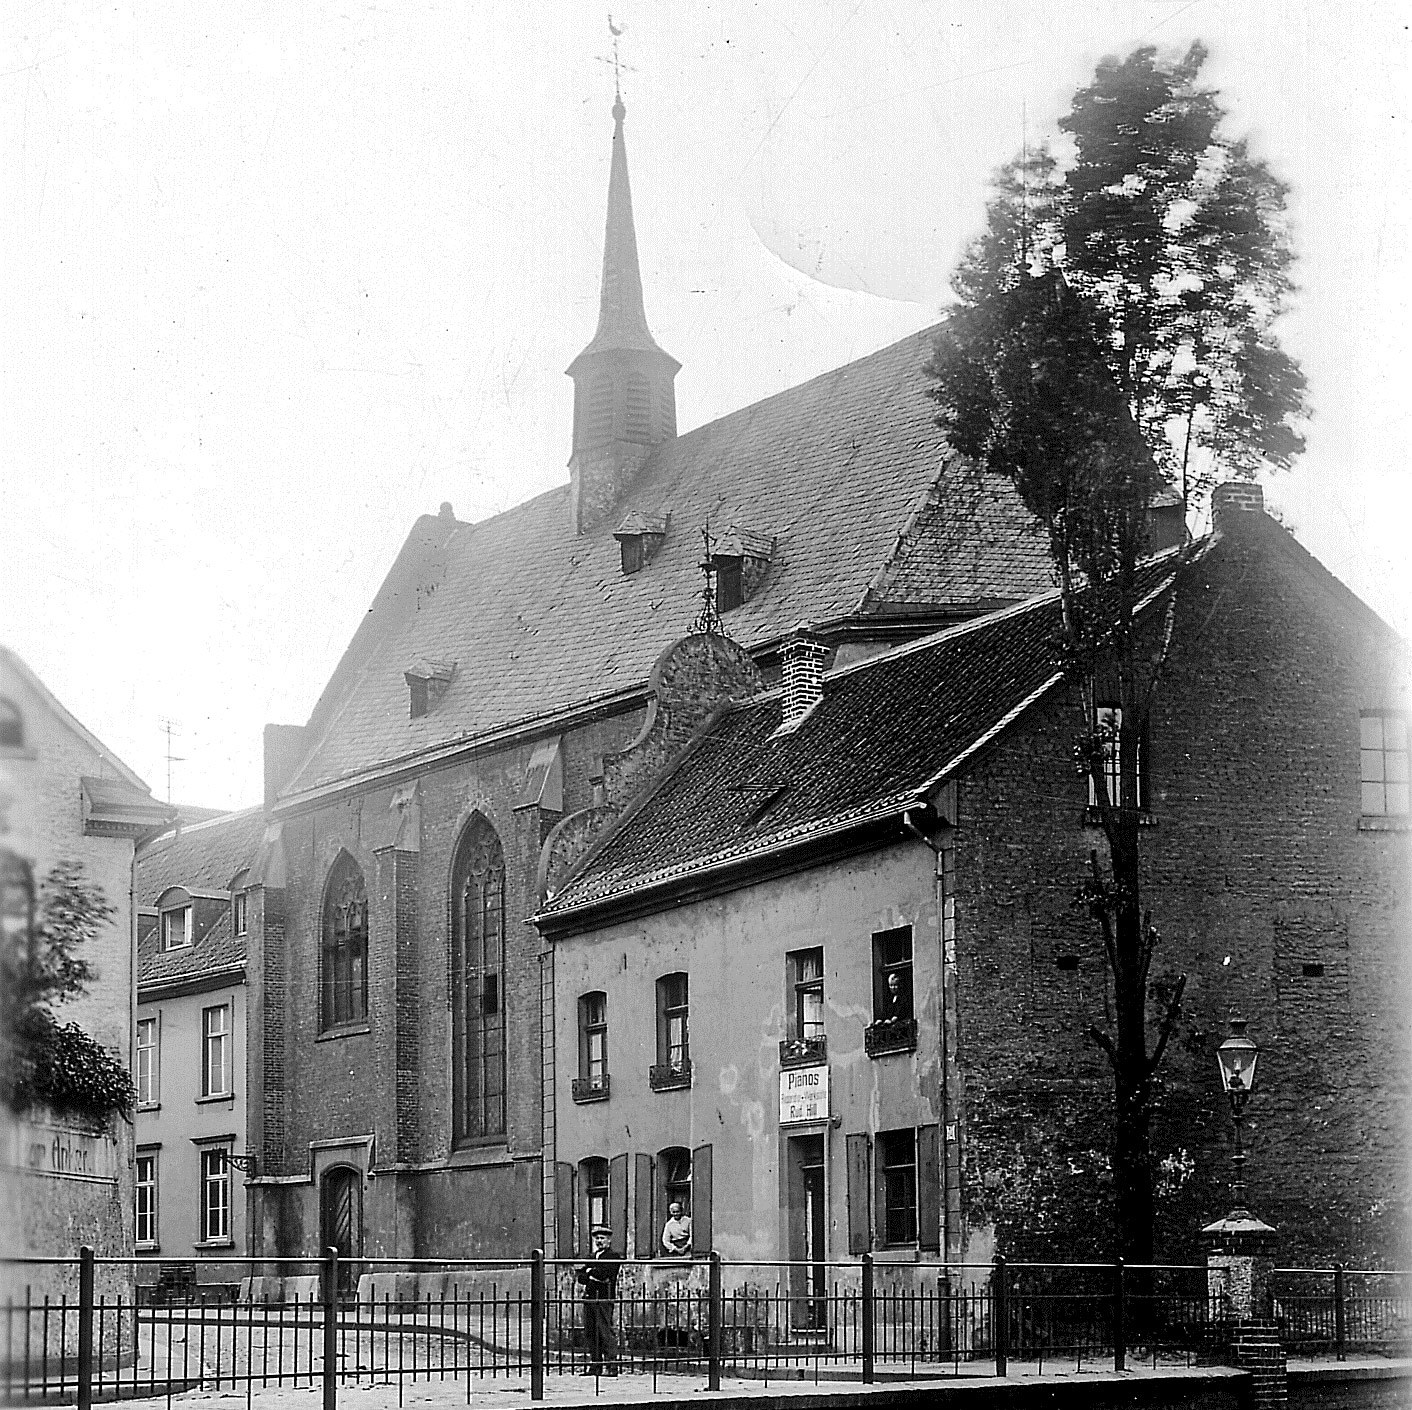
[[928, 42, 1306, 1264], [1, 858, 135, 1121]]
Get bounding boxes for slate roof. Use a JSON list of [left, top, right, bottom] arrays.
[[285, 325, 1055, 796], [136, 808, 267, 990], [541, 548, 1192, 922]]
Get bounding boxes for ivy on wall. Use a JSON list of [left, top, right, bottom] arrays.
[[1, 858, 134, 1122]]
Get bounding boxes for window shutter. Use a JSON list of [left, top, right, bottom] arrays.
[[555, 1162, 575, 1259], [846, 1133, 871, 1254], [691, 1144, 712, 1254], [608, 1154, 629, 1257], [634, 1154, 655, 1259], [917, 1124, 941, 1252]]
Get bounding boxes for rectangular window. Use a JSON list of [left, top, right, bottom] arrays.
[[788, 948, 824, 1041], [579, 992, 608, 1089], [161, 907, 191, 951], [136, 1016, 159, 1107], [582, 1157, 609, 1240], [1361, 713, 1409, 816], [877, 1129, 918, 1246], [872, 926, 913, 1022], [1089, 704, 1145, 810], [200, 1148, 230, 1243], [135, 1152, 158, 1247], [233, 891, 248, 936], [657, 973, 689, 1071], [202, 1004, 230, 1097]]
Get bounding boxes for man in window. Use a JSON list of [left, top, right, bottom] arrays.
[[660, 1200, 691, 1256], [575, 1224, 620, 1376]]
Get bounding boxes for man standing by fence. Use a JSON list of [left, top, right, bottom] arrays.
[[575, 1224, 620, 1375]]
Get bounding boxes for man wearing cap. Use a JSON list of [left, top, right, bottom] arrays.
[[575, 1224, 621, 1375]]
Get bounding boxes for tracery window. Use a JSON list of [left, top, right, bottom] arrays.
[[321, 854, 368, 1030], [451, 816, 507, 1143]]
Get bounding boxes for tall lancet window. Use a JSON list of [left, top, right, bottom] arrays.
[[452, 816, 507, 1143], [321, 853, 368, 1030]]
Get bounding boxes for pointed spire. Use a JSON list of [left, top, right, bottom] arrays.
[[573, 98, 675, 364]]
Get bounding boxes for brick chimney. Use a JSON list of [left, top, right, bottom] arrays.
[[775, 625, 830, 735], [1211, 480, 1264, 532]]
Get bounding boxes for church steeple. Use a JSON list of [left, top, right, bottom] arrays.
[[567, 98, 680, 535]]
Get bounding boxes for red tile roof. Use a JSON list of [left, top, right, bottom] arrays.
[[136, 808, 267, 989], [541, 548, 1192, 923]]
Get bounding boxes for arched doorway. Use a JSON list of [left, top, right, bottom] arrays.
[[320, 1167, 363, 1297]]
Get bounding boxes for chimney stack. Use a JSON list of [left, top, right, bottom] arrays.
[[1211, 481, 1265, 532], [775, 625, 830, 735]]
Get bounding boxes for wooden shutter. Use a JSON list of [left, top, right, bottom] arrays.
[[555, 1162, 575, 1259], [917, 1124, 941, 1252], [634, 1154, 655, 1259], [846, 1133, 871, 1254], [691, 1143, 713, 1254], [608, 1154, 629, 1257]]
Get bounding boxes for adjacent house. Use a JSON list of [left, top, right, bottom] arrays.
[[133, 808, 267, 1295], [0, 647, 174, 1305], [534, 487, 1411, 1272]]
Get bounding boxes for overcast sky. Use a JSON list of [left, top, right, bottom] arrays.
[[3, 1, 1408, 810]]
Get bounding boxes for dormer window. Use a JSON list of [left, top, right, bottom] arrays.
[[405, 659, 456, 720], [710, 527, 774, 612], [161, 905, 191, 951], [613, 511, 669, 576]]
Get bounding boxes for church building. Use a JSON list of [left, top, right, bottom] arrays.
[[244, 96, 1075, 1266]]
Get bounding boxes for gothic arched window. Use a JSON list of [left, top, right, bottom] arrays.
[[451, 816, 506, 1143], [321, 853, 368, 1030]]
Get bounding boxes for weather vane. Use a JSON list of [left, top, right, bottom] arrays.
[[597, 15, 636, 103], [691, 521, 726, 637]]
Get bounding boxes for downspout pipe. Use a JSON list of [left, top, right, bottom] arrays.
[[903, 805, 955, 1271]]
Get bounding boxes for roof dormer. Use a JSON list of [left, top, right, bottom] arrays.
[[613, 510, 670, 575], [710, 527, 776, 612], [405, 658, 457, 720]]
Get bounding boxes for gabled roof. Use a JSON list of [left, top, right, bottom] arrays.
[[283, 325, 1055, 798], [540, 547, 1193, 926], [0, 645, 151, 793], [136, 808, 267, 990]]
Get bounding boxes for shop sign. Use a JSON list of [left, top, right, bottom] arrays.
[[779, 1066, 829, 1125]]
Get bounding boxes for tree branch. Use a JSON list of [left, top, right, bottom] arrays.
[[1146, 972, 1188, 1077], [1087, 1023, 1118, 1067]]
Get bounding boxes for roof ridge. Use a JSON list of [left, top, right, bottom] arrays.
[[140, 804, 266, 855]]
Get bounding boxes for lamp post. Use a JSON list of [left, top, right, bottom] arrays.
[[1215, 1017, 1259, 1217]]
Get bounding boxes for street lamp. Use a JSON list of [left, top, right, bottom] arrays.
[[1215, 1017, 1259, 1216]]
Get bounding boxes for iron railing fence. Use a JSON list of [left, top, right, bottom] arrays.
[[2, 1250, 1406, 1406], [1271, 1267, 1412, 1357]]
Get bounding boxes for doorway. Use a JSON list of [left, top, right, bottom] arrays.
[[320, 1167, 363, 1298], [784, 1134, 827, 1332]]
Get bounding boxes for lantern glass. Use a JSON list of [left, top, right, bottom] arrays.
[[1217, 1019, 1258, 1094]]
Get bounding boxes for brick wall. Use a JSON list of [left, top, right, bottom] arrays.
[[952, 519, 1411, 1263], [253, 700, 644, 1259]]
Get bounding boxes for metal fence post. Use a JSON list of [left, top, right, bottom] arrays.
[[321, 1246, 338, 1410], [77, 1246, 94, 1410], [707, 1251, 722, 1392], [861, 1253, 875, 1383], [1113, 1258, 1126, 1373], [530, 1250, 545, 1400], [1334, 1264, 1346, 1362], [993, 1253, 1008, 1378]]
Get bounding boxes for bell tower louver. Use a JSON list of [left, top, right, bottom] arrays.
[[567, 97, 680, 534]]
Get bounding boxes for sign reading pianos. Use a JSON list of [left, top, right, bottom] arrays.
[[779, 1066, 829, 1125]]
